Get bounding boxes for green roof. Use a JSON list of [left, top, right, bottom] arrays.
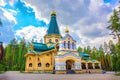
[[78, 52, 90, 57], [33, 42, 54, 52], [47, 13, 60, 35]]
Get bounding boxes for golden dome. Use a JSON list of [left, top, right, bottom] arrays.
[[65, 26, 69, 34], [51, 10, 56, 15]]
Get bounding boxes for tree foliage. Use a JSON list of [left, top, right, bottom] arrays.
[[3, 38, 28, 71], [107, 9, 120, 42], [77, 40, 120, 71], [107, 9, 120, 32]]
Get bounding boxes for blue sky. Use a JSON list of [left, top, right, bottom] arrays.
[[0, 0, 119, 47]]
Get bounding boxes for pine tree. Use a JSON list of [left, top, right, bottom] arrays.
[[108, 40, 118, 71], [115, 43, 120, 71], [4, 38, 28, 71], [77, 46, 82, 52], [91, 47, 97, 59], [19, 38, 27, 71], [107, 9, 120, 43]]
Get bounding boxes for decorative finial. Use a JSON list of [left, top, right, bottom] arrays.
[[51, 10, 56, 15], [65, 26, 69, 34]]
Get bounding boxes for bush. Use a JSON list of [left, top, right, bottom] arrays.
[[115, 72, 120, 76], [0, 64, 4, 71], [116, 59, 120, 71]]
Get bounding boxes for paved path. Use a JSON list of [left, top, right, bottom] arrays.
[[0, 71, 120, 80]]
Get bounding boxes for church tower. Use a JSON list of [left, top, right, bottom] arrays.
[[44, 11, 62, 44]]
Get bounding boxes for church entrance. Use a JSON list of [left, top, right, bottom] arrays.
[[66, 60, 75, 74]]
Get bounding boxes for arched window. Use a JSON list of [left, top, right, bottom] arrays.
[[38, 58, 40, 61], [64, 41, 66, 48], [72, 42, 74, 49], [29, 57, 31, 60], [46, 54, 49, 56], [68, 41, 70, 49], [49, 39, 52, 42], [55, 39, 58, 42], [29, 63, 32, 67], [46, 63, 50, 67], [38, 63, 41, 67], [68, 38, 70, 41]]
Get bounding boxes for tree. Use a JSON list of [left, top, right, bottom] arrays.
[[115, 43, 120, 71], [107, 9, 120, 43], [98, 45, 106, 69], [91, 47, 98, 59], [77, 46, 82, 52], [83, 46, 91, 54], [4, 38, 28, 71], [18, 38, 27, 71], [108, 40, 118, 71]]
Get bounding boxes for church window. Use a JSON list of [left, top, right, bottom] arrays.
[[68, 38, 70, 41], [46, 54, 49, 56], [55, 39, 58, 42], [38, 58, 40, 61], [72, 42, 74, 49], [49, 39, 52, 42], [68, 41, 70, 49], [29, 57, 31, 60], [38, 63, 41, 67], [64, 41, 66, 48], [29, 63, 32, 67], [46, 63, 50, 67]]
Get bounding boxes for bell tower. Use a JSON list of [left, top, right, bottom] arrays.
[[44, 11, 62, 44]]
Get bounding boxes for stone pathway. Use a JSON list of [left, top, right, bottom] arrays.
[[0, 71, 120, 80]]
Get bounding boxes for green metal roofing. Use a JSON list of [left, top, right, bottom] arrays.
[[33, 42, 54, 52], [47, 13, 60, 35], [78, 52, 90, 57]]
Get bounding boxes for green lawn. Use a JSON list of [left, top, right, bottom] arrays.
[[115, 72, 120, 76], [0, 71, 4, 74]]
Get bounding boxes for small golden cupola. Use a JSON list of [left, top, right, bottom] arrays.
[[65, 26, 69, 34], [51, 10, 56, 15]]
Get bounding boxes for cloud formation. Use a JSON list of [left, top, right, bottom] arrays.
[[0, 8, 15, 43], [15, 25, 47, 42], [0, 0, 119, 48]]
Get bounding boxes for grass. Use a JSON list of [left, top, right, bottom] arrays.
[[115, 72, 120, 76], [0, 71, 4, 74]]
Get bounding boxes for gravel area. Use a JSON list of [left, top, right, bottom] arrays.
[[0, 71, 120, 80]]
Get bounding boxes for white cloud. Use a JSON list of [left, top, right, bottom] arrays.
[[22, 0, 49, 23], [0, 7, 17, 24], [89, 0, 103, 13], [15, 26, 47, 42], [0, 0, 6, 6], [17, 0, 118, 48], [8, 0, 17, 6]]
